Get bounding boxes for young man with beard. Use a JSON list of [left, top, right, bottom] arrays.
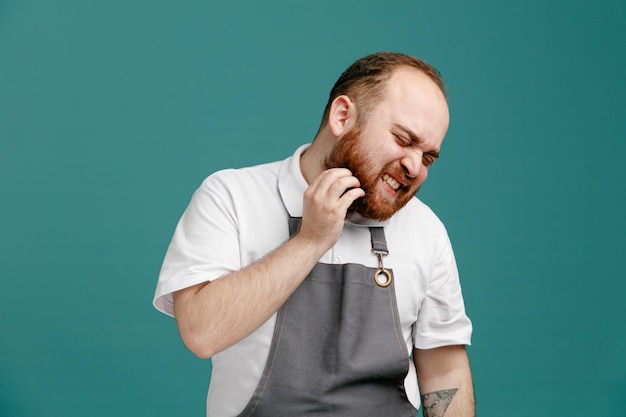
[[153, 52, 474, 417]]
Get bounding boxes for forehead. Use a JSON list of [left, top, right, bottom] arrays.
[[376, 67, 450, 141]]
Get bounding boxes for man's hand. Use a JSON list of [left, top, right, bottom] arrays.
[[298, 168, 364, 251]]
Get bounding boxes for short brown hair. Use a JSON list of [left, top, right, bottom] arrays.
[[318, 52, 446, 130]]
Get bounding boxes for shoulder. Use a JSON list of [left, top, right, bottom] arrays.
[[179, 159, 285, 225], [190, 159, 288, 228], [199, 159, 283, 193], [394, 197, 447, 234], [385, 197, 452, 256], [191, 160, 284, 210]]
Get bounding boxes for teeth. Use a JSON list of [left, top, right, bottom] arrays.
[[382, 174, 400, 190]]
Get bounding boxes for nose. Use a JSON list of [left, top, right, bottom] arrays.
[[401, 149, 423, 179]]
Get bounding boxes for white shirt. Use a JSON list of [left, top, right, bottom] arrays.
[[154, 144, 472, 417]]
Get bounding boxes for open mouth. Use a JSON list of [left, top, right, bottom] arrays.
[[382, 173, 401, 191]]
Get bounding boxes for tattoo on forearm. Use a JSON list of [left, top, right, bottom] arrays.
[[421, 388, 458, 417]]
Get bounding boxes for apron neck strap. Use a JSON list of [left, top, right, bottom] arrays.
[[288, 217, 388, 254], [369, 227, 389, 255]]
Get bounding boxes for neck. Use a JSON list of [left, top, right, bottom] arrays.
[[300, 133, 333, 184]]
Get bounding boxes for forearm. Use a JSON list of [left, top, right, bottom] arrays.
[[415, 345, 475, 417], [420, 368, 474, 417], [173, 233, 327, 359]]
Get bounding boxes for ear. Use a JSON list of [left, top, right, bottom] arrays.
[[328, 95, 357, 137]]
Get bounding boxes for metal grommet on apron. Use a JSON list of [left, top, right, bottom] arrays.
[[237, 218, 417, 417]]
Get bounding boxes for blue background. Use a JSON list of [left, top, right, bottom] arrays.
[[1, 1, 625, 416]]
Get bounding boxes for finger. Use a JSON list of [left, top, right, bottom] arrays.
[[338, 187, 365, 211], [306, 169, 358, 201], [327, 175, 361, 199], [310, 168, 353, 191]]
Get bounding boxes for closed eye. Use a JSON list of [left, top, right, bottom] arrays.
[[423, 151, 439, 167], [393, 129, 439, 166], [393, 133, 412, 147]]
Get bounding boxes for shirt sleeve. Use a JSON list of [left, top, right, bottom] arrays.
[[413, 231, 472, 349], [153, 173, 242, 317]]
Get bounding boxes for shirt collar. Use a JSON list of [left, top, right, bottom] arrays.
[[278, 144, 310, 218]]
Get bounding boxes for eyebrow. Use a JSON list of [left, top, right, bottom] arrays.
[[393, 123, 441, 158]]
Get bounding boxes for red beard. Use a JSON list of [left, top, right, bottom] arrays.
[[324, 126, 419, 221]]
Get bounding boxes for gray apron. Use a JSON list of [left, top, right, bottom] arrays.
[[237, 217, 417, 416]]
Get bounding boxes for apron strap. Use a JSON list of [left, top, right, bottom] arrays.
[[288, 217, 388, 255], [369, 227, 389, 255], [288, 217, 301, 237]]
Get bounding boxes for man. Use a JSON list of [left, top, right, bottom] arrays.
[[154, 52, 474, 417]]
